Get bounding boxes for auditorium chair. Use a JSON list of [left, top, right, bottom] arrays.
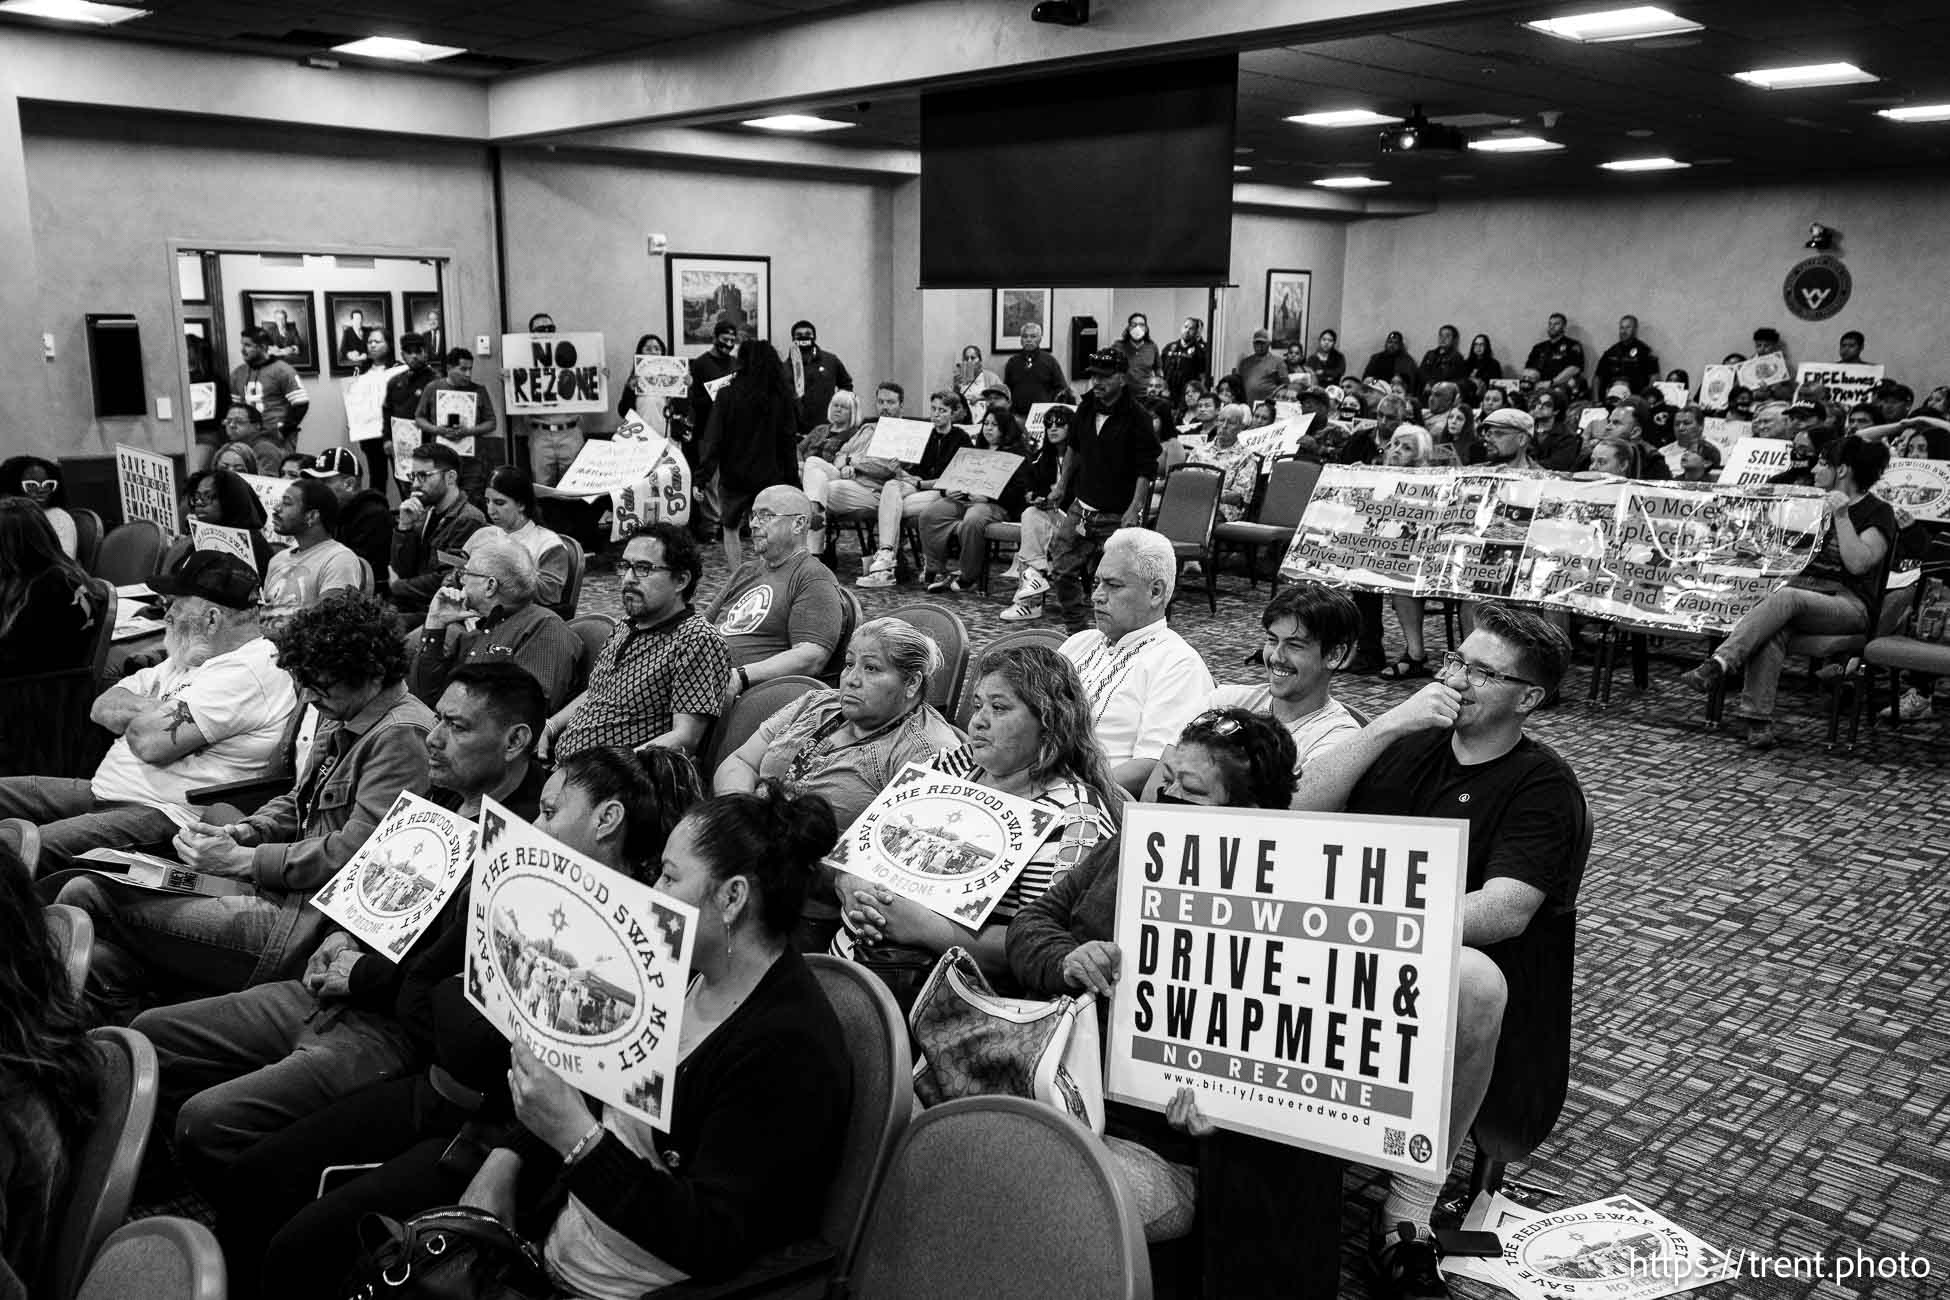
[[884, 602, 970, 714], [821, 586, 864, 687], [655, 955, 912, 1299], [847, 1096, 1150, 1300], [74, 1216, 225, 1300], [978, 519, 1021, 594], [1209, 454, 1321, 601], [553, 534, 586, 619], [91, 519, 168, 587], [44, 903, 94, 997], [71, 507, 105, 573], [1148, 463, 1223, 614], [1850, 561, 1950, 749], [43, 1027, 159, 1300], [953, 627, 1066, 728], [705, 675, 825, 776], [567, 612, 619, 695]]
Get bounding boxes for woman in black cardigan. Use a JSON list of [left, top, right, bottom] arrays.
[[463, 781, 852, 1297]]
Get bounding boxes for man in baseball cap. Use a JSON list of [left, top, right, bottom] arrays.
[[1238, 327, 1284, 402], [304, 446, 392, 581]]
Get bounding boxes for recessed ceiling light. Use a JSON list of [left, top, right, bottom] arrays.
[[1879, 103, 1950, 122], [1526, 7, 1700, 43], [331, 36, 465, 62], [1600, 156, 1690, 171], [1314, 176, 1391, 189], [0, 0, 147, 23], [1233, 165, 1253, 173], [741, 114, 855, 133], [1287, 109, 1402, 128], [1467, 135, 1564, 153], [1732, 62, 1876, 90]]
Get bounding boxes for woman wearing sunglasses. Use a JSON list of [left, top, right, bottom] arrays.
[[0, 456, 77, 558]]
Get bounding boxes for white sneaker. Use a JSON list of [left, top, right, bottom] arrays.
[[999, 598, 1044, 622], [1014, 567, 1051, 602], [1881, 688, 1934, 723], [1001, 561, 1022, 581], [856, 549, 897, 588]]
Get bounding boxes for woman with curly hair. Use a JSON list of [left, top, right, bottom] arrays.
[[0, 844, 99, 1297]]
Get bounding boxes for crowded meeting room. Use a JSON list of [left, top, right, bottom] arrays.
[[2, 0, 1948, 1297]]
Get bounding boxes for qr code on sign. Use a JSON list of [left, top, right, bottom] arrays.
[[1383, 1128, 1406, 1157]]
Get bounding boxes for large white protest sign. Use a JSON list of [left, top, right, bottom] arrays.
[[867, 415, 935, 463], [1879, 458, 1950, 523], [1795, 361, 1883, 410], [830, 764, 1058, 928], [190, 521, 254, 564], [435, 389, 478, 430], [934, 448, 1024, 499], [238, 471, 294, 556], [633, 354, 690, 398], [115, 444, 179, 535], [343, 364, 402, 442], [556, 426, 672, 499], [1735, 353, 1789, 391], [1236, 415, 1315, 469], [465, 797, 697, 1132], [1718, 437, 1793, 486], [502, 333, 608, 415], [1698, 365, 1737, 413], [1700, 418, 1749, 459], [189, 382, 218, 422], [310, 791, 479, 961], [1106, 803, 1466, 1177], [609, 435, 693, 539], [1654, 382, 1689, 410]]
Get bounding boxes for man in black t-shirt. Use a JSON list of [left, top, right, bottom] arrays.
[[1298, 603, 1583, 1300], [1042, 350, 1164, 632]]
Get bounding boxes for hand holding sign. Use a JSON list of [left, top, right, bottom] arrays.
[[509, 1038, 598, 1156]]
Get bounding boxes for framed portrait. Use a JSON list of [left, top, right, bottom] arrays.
[[666, 254, 771, 349], [992, 288, 1052, 353], [403, 292, 447, 360], [1263, 269, 1311, 351], [240, 290, 318, 374], [324, 291, 395, 375]]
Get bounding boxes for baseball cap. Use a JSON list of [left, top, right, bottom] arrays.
[[1251, 328, 1271, 343], [305, 447, 361, 479], [1085, 348, 1124, 376], [1481, 407, 1536, 437], [149, 551, 260, 609], [981, 385, 1011, 402], [712, 319, 739, 339]]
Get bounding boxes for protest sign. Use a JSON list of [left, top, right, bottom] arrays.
[[1654, 382, 1689, 409], [190, 521, 255, 564], [1280, 465, 1450, 593], [1494, 1194, 1735, 1300], [1795, 361, 1883, 410], [608, 433, 692, 540], [388, 420, 425, 485], [1577, 406, 1608, 436], [465, 797, 697, 1132], [115, 444, 179, 535], [1276, 401, 1304, 425], [1105, 803, 1466, 1176], [867, 415, 935, 463], [1698, 365, 1737, 412], [829, 764, 1058, 928], [501, 333, 608, 415], [1420, 471, 1542, 602], [703, 373, 734, 399], [189, 382, 217, 422], [1879, 458, 1950, 522], [1236, 415, 1315, 468], [1718, 437, 1792, 486], [343, 364, 401, 442], [1700, 417, 1749, 459], [1735, 353, 1789, 390], [1025, 403, 1074, 441], [934, 448, 1024, 499], [435, 389, 477, 430], [556, 423, 672, 498], [310, 791, 479, 961], [632, 354, 690, 398]]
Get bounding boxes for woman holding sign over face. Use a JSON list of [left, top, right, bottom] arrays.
[[460, 783, 851, 1300]]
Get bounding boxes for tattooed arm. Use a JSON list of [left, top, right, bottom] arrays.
[[124, 696, 213, 765]]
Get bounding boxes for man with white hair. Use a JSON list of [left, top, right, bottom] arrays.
[[1058, 527, 1213, 795], [408, 531, 579, 712]]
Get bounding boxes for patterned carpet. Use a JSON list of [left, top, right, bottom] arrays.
[[604, 529, 1950, 1300]]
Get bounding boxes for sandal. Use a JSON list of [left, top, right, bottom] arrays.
[[1378, 657, 1431, 681]]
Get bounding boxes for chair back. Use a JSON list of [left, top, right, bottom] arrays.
[[44, 904, 93, 998], [1258, 455, 1324, 528], [953, 626, 1068, 728], [1151, 463, 1222, 550], [0, 817, 40, 875], [804, 955, 914, 1286], [71, 508, 105, 572], [849, 1096, 1150, 1300], [44, 1026, 159, 1300], [823, 584, 864, 684], [567, 613, 618, 697], [708, 675, 824, 775], [882, 603, 970, 715], [556, 535, 586, 618], [354, 554, 375, 596], [75, 1216, 225, 1300], [85, 578, 118, 688], [157, 534, 192, 579], [92, 521, 168, 586]]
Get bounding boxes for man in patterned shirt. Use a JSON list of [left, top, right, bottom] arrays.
[[541, 521, 730, 760]]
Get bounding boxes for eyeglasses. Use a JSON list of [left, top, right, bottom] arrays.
[[1436, 651, 1536, 690], [408, 470, 446, 483], [748, 510, 804, 527], [457, 569, 492, 582], [192, 491, 220, 506], [618, 560, 678, 581]]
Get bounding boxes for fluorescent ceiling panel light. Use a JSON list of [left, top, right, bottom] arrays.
[[1732, 62, 1876, 90], [1878, 103, 1950, 122], [1233, 165, 1253, 172], [1526, 7, 1700, 42], [1287, 109, 1402, 128], [742, 114, 855, 132], [1599, 156, 1689, 171], [331, 36, 465, 62], [1467, 135, 1564, 153], [1314, 176, 1390, 189], [0, 0, 148, 23]]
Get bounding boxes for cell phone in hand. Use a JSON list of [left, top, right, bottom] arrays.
[[1434, 1228, 1502, 1258]]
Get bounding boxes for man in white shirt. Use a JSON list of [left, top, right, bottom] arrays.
[[1206, 585, 1364, 786], [261, 477, 364, 626], [1058, 527, 1213, 795], [0, 552, 297, 870]]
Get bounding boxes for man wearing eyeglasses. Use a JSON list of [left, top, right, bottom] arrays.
[[388, 443, 487, 623], [542, 521, 731, 761], [1296, 602, 1584, 1300], [409, 534, 579, 714], [702, 485, 845, 700]]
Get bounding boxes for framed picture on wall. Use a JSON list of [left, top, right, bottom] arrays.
[[1263, 269, 1310, 351], [666, 254, 771, 348], [177, 252, 208, 305], [992, 288, 1052, 353], [324, 291, 395, 375], [404, 292, 446, 360], [240, 290, 317, 374]]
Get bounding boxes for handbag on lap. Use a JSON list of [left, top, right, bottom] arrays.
[[342, 1206, 552, 1300]]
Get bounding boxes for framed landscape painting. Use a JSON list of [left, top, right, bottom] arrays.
[[1264, 269, 1310, 350], [667, 254, 770, 348], [992, 288, 1052, 352]]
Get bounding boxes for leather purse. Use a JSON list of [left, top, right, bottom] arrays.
[[342, 1206, 554, 1300]]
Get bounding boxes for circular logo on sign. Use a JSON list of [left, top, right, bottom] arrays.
[[1408, 1134, 1433, 1164], [488, 874, 645, 1046], [355, 826, 450, 916], [1782, 255, 1852, 321], [874, 797, 1006, 878]]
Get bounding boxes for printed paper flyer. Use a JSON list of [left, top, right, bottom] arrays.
[[310, 791, 479, 961]]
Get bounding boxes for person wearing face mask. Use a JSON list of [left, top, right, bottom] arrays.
[[0, 549, 292, 869], [1206, 586, 1363, 782], [0, 455, 78, 556], [1159, 318, 1208, 406], [1361, 330, 1422, 396], [785, 320, 853, 436], [1112, 312, 1160, 389], [1684, 436, 1898, 749]]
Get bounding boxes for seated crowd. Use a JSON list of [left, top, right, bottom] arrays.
[[0, 302, 1936, 1300]]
